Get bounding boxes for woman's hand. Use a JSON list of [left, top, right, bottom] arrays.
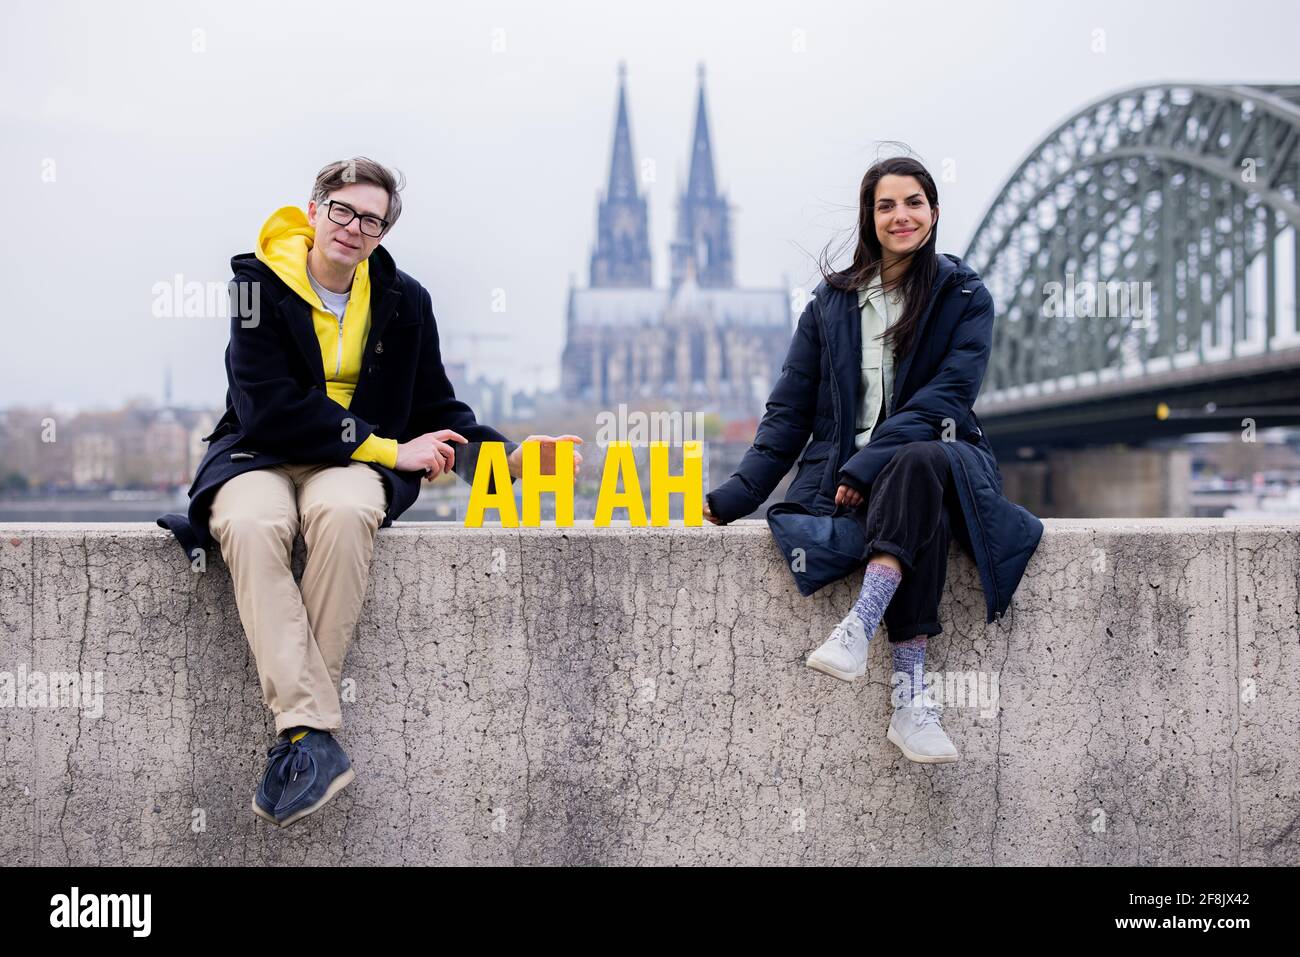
[[506, 435, 585, 479], [702, 496, 724, 526], [835, 483, 863, 510]]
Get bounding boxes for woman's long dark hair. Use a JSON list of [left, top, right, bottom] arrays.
[[819, 155, 940, 359]]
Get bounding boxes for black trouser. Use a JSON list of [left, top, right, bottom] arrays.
[[853, 440, 965, 642]]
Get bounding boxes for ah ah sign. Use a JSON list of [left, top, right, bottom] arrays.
[[464, 441, 703, 527]]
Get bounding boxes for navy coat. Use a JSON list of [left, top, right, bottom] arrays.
[[157, 243, 517, 561], [707, 252, 1043, 624]]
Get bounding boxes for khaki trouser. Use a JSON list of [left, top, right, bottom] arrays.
[[208, 461, 388, 734]]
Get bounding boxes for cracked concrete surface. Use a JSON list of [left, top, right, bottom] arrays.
[[0, 518, 1297, 865]]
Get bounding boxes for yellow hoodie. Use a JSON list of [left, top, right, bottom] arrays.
[[254, 206, 399, 468]]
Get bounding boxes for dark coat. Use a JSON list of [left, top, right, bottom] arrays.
[[157, 243, 517, 561], [707, 252, 1043, 624]]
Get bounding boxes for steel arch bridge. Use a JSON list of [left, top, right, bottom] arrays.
[[964, 83, 1300, 448]]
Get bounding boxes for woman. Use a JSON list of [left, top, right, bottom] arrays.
[[703, 155, 1043, 765]]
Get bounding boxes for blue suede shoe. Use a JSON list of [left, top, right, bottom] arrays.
[[252, 732, 296, 824], [272, 729, 355, 827]]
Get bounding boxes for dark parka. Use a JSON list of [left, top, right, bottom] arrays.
[[157, 243, 518, 561], [706, 252, 1043, 624]]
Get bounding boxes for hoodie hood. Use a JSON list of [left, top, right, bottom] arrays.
[[254, 205, 370, 308], [248, 205, 379, 420]]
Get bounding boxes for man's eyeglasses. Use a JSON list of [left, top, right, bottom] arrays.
[[322, 199, 388, 238]]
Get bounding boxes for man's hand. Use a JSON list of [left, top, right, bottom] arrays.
[[396, 429, 468, 478], [835, 483, 864, 510], [506, 435, 584, 479]]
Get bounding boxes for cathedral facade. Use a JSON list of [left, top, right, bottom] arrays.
[[560, 64, 792, 417]]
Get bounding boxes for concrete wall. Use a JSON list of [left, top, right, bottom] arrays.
[[1, 519, 1297, 866]]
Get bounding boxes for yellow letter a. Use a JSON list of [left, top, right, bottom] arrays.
[[594, 441, 646, 526], [464, 441, 518, 527]]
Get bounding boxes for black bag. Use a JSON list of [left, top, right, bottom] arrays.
[[765, 501, 869, 597]]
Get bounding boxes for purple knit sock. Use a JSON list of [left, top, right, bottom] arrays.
[[891, 635, 928, 708], [851, 561, 902, 640]]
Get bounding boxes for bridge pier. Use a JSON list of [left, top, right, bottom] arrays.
[[1001, 446, 1191, 517]]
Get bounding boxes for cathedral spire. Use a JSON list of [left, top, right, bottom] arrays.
[[590, 61, 653, 287], [607, 61, 637, 201], [686, 62, 718, 202], [671, 62, 734, 290]]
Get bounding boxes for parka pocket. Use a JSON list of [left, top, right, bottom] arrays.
[[796, 440, 832, 470], [857, 358, 885, 436]]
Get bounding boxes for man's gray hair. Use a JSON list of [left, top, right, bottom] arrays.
[[310, 156, 406, 232]]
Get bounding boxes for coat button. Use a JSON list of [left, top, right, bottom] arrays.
[[375, 341, 384, 354]]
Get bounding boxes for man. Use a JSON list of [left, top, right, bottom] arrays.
[[158, 157, 581, 827]]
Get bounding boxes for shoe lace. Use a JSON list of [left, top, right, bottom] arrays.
[[268, 737, 313, 784], [836, 618, 865, 651], [915, 703, 942, 728]]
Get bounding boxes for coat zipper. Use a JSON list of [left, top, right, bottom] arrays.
[[335, 314, 344, 376], [817, 299, 845, 509]]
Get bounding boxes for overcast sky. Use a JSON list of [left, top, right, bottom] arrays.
[[2, 0, 1297, 412]]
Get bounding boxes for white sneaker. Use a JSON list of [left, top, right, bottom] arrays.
[[805, 612, 871, 682], [887, 697, 960, 763]]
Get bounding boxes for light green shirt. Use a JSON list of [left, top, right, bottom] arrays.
[[854, 272, 903, 450]]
